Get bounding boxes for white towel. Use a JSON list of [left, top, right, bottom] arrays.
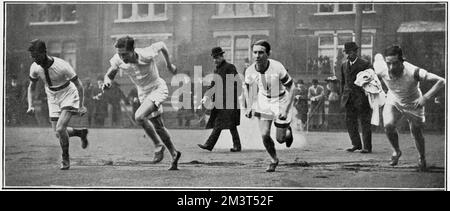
[[355, 69, 386, 126]]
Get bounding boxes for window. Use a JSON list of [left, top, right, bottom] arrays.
[[137, 4, 149, 18], [216, 3, 268, 17], [48, 41, 62, 57], [117, 3, 167, 22], [63, 41, 77, 70], [361, 4, 374, 12], [112, 34, 172, 49], [63, 5, 77, 21], [317, 3, 374, 14], [361, 32, 373, 46], [47, 40, 77, 70], [338, 4, 353, 12], [121, 4, 132, 19], [217, 37, 232, 62], [317, 32, 336, 74], [315, 30, 375, 74], [234, 36, 250, 68], [30, 4, 77, 24], [319, 4, 334, 13], [214, 31, 269, 72], [337, 33, 353, 45], [319, 34, 334, 46]]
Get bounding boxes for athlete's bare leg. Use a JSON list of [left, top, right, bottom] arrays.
[[383, 104, 403, 166], [51, 109, 73, 170], [409, 121, 426, 171], [258, 120, 279, 172], [135, 100, 165, 163]]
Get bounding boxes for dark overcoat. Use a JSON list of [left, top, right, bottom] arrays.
[[205, 60, 241, 129], [340, 57, 372, 109]]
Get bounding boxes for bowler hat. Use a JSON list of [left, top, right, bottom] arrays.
[[211, 47, 225, 57], [344, 42, 358, 52]]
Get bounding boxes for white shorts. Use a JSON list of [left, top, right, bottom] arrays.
[[383, 102, 425, 126], [46, 83, 80, 120], [252, 92, 293, 128], [138, 78, 169, 118]]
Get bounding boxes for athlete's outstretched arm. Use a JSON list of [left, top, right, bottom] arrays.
[[26, 79, 38, 115], [243, 83, 253, 118], [280, 78, 295, 120], [103, 66, 119, 89], [71, 77, 86, 115], [415, 72, 445, 108], [158, 42, 177, 74]]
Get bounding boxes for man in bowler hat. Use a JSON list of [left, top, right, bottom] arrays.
[[340, 42, 373, 153], [198, 47, 242, 152]]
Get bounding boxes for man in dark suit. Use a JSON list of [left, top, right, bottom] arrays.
[[198, 47, 242, 152], [340, 42, 373, 153]]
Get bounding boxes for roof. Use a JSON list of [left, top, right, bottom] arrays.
[[397, 21, 445, 33]]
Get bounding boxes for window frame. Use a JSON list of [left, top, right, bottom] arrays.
[[115, 3, 168, 23], [29, 4, 78, 25], [314, 29, 376, 74], [212, 3, 270, 19], [315, 3, 375, 15], [47, 40, 77, 70], [213, 30, 269, 67]]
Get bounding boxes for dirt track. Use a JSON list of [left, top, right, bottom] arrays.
[[3, 126, 446, 189]]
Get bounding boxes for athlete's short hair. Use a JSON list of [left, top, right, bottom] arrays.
[[251, 40, 271, 55], [28, 39, 46, 53], [115, 36, 135, 51], [385, 45, 404, 62]]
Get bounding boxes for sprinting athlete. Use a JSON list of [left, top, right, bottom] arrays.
[[243, 40, 295, 172], [103, 36, 181, 170], [27, 39, 89, 170]]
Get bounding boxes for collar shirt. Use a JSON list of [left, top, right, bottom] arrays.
[[29, 57, 77, 89], [377, 61, 429, 107], [244, 59, 293, 98], [109, 42, 166, 89], [349, 57, 358, 66]]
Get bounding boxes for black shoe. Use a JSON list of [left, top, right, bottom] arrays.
[[152, 145, 165, 163], [389, 151, 402, 166], [418, 158, 427, 172], [346, 146, 362, 152], [230, 147, 241, 152], [60, 159, 70, 170], [360, 149, 372, 153], [198, 144, 212, 151], [285, 126, 293, 148], [80, 129, 89, 149], [266, 160, 279, 172], [168, 151, 181, 170]]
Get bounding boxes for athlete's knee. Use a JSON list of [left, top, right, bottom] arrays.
[[134, 113, 145, 125], [56, 125, 67, 134], [54, 126, 67, 139]]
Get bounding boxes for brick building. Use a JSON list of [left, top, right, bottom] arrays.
[[4, 2, 446, 130], [6, 2, 445, 91]]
